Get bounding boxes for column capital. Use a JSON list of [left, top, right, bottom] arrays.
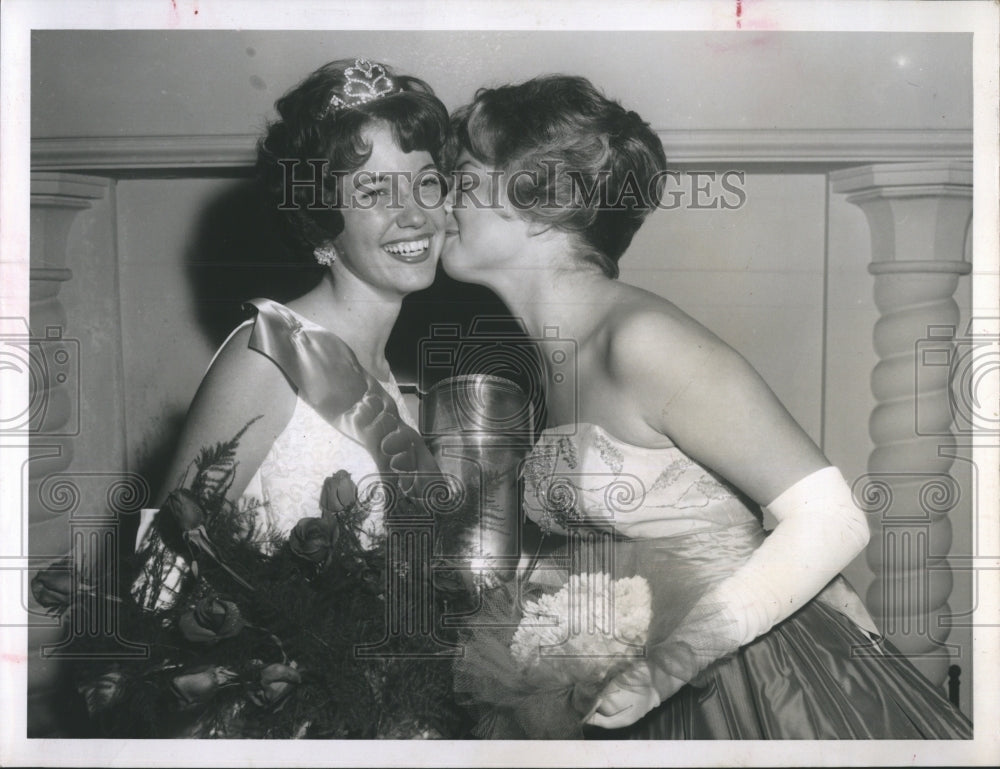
[[831, 161, 972, 270], [30, 172, 111, 277], [830, 161, 972, 198], [31, 171, 111, 201]]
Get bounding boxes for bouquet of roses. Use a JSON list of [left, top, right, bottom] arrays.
[[31, 422, 472, 739]]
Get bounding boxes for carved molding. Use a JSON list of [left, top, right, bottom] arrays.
[[31, 128, 972, 172]]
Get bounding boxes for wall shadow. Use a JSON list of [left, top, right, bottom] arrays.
[[183, 177, 325, 348], [176, 176, 545, 429]]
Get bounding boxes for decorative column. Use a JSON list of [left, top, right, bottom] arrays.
[[25, 173, 115, 732], [28, 173, 110, 542], [830, 162, 972, 687]]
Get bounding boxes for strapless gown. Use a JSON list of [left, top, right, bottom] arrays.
[[519, 422, 972, 739]]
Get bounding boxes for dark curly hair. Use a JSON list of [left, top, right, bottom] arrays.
[[257, 59, 450, 260], [452, 76, 667, 278]]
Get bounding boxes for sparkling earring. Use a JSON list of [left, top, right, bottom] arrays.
[[314, 244, 338, 266]]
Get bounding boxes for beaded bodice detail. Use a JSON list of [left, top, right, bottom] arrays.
[[522, 422, 762, 540]]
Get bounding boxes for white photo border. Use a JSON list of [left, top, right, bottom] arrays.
[[1, 1, 997, 766]]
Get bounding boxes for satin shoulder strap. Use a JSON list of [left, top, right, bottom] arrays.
[[245, 298, 440, 505], [246, 297, 369, 417]]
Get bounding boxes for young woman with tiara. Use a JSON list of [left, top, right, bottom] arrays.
[[108, 58, 466, 738]]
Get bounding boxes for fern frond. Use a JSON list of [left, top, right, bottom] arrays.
[[194, 416, 263, 474]]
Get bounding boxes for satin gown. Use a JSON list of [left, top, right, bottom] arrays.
[[520, 422, 973, 739]]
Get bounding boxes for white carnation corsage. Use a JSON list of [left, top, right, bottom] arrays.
[[511, 573, 651, 685], [452, 528, 743, 739], [453, 571, 660, 739]]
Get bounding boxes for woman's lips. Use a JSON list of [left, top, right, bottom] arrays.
[[382, 236, 432, 262]]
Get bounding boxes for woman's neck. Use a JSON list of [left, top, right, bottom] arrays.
[[488, 263, 618, 428], [490, 263, 615, 343], [290, 272, 401, 378]]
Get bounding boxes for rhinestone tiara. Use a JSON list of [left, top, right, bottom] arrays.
[[323, 58, 397, 117]]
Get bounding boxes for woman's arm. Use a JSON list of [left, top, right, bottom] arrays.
[[136, 324, 297, 529], [130, 325, 297, 609], [153, 325, 297, 506], [587, 310, 869, 728], [609, 309, 829, 504]]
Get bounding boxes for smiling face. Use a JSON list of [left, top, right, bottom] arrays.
[[440, 150, 534, 286], [332, 123, 448, 297]]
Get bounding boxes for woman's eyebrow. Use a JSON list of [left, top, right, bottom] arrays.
[[350, 171, 390, 188], [354, 165, 438, 186]]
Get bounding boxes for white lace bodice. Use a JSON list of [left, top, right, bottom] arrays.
[[242, 375, 416, 549], [520, 422, 880, 638], [131, 306, 418, 609]]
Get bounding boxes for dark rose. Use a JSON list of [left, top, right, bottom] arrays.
[[162, 488, 206, 531], [431, 562, 468, 596], [31, 556, 75, 613], [170, 665, 239, 707], [377, 717, 444, 739], [77, 670, 125, 715], [249, 662, 301, 710], [178, 597, 245, 643], [320, 470, 357, 515], [288, 517, 338, 565]]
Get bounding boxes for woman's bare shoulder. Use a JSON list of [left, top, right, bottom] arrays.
[[199, 324, 296, 409], [604, 286, 735, 385], [152, 322, 298, 504], [603, 285, 827, 501]]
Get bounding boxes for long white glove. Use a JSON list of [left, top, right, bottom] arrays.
[[588, 465, 870, 729], [696, 465, 871, 647]]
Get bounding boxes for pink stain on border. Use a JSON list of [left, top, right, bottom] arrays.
[[2, 652, 27, 665], [734, 1, 782, 31], [166, 0, 180, 28]]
